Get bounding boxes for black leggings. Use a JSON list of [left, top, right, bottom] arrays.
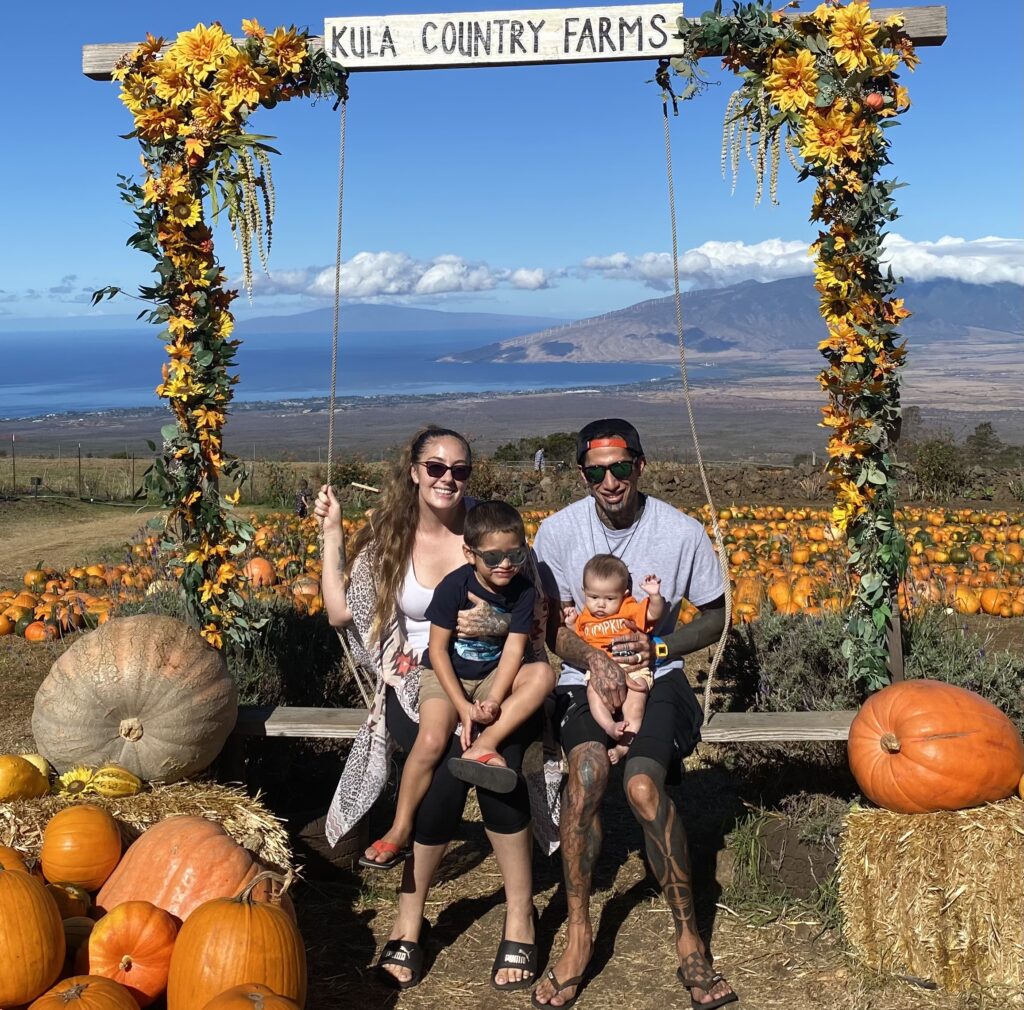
[[385, 687, 535, 846]]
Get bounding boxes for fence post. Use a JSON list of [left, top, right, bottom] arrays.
[[10, 434, 15, 494], [77, 443, 83, 499], [251, 444, 257, 504]]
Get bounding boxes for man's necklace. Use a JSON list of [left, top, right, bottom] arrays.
[[591, 496, 646, 560]]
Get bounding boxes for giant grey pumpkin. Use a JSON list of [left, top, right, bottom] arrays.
[[32, 614, 238, 782]]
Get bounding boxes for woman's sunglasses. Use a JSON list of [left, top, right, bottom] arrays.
[[581, 460, 635, 484], [469, 546, 529, 568], [417, 461, 472, 482]]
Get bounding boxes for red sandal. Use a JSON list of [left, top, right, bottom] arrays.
[[447, 752, 519, 793], [358, 838, 412, 871]]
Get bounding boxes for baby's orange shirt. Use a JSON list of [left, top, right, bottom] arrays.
[[575, 595, 652, 652]]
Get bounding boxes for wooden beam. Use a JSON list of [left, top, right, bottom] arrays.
[[83, 5, 947, 79], [701, 709, 855, 743]]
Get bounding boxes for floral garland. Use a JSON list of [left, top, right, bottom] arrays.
[[676, 1, 916, 688], [96, 22, 346, 649]]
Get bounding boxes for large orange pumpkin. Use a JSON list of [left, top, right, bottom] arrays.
[[848, 679, 1024, 813], [0, 864, 66, 1006], [0, 842, 30, 872], [202, 984, 301, 1010], [166, 874, 306, 1010], [76, 901, 177, 1008], [243, 558, 277, 587], [32, 615, 238, 783], [96, 816, 285, 924], [41, 804, 122, 891], [28, 975, 140, 1009]]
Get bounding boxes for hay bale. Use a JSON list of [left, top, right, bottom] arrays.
[[0, 781, 293, 874], [839, 797, 1024, 996]]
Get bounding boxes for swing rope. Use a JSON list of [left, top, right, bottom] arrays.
[[657, 64, 734, 720], [322, 95, 374, 708]]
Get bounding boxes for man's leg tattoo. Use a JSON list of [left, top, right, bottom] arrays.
[[624, 758, 696, 940], [562, 742, 608, 928]]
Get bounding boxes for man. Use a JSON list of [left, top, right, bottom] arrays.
[[532, 419, 737, 1009], [534, 446, 546, 472]]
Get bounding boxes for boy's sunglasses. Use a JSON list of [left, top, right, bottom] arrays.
[[581, 460, 635, 484], [417, 461, 472, 481], [470, 546, 529, 567]]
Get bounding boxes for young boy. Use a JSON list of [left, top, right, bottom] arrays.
[[565, 554, 665, 763], [360, 500, 553, 870]]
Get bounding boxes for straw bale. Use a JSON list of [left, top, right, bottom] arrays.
[[0, 780, 293, 873], [839, 796, 1024, 999]]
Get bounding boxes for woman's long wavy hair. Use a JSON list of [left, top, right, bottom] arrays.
[[346, 425, 471, 644]]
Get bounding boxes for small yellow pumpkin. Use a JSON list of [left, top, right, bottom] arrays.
[[0, 754, 51, 801]]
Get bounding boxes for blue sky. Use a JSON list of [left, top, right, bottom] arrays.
[[0, 0, 1021, 329]]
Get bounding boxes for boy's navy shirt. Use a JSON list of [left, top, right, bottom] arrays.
[[423, 563, 536, 680]]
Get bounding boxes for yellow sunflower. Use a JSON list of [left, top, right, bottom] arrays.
[[153, 54, 195, 107], [166, 195, 203, 227], [263, 26, 308, 76], [134, 105, 184, 143], [172, 23, 237, 81], [763, 49, 818, 113], [828, 3, 878, 73], [242, 18, 267, 40], [799, 101, 867, 168], [214, 51, 271, 109]]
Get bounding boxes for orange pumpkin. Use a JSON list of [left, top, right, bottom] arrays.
[[76, 901, 177, 1007], [28, 975, 140, 1009], [64, 916, 97, 972], [97, 816, 286, 924], [0, 842, 30, 873], [47, 881, 93, 918], [0, 864, 66, 1006], [166, 874, 306, 1010], [848, 680, 1024, 814], [41, 804, 122, 891], [242, 558, 276, 587], [202, 984, 301, 1010]]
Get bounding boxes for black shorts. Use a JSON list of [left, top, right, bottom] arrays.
[[553, 670, 703, 773]]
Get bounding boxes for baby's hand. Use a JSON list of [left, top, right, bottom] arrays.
[[563, 606, 580, 629], [640, 574, 662, 596]]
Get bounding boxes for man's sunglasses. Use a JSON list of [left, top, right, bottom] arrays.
[[469, 546, 529, 567], [581, 460, 635, 484], [417, 461, 472, 481]]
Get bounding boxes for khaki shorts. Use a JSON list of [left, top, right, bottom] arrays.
[[419, 667, 501, 706]]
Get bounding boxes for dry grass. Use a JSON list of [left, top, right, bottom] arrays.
[[0, 781, 294, 874], [840, 799, 1024, 1005]]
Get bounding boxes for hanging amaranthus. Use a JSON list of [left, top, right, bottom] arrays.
[[676, 1, 917, 688], [95, 21, 346, 648]]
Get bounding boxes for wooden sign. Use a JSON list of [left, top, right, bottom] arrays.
[[324, 4, 685, 71]]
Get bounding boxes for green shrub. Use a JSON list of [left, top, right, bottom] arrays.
[[725, 606, 1024, 731]]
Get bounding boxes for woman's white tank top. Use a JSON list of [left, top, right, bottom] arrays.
[[398, 562, 434, 658]]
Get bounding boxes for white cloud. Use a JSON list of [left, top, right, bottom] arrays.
[[580, 235, 1024, 289], [250, 251, 551, 299]]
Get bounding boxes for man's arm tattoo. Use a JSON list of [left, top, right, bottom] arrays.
[[662, 595, 726, 659]]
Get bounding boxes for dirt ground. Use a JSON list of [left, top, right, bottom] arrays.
[[3, 507, 1023, 1010], [0, 498, 161, 586]]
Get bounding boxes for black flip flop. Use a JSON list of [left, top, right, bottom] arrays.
[[491, 908, 540, 991], [448, 753, 519, 793], [531, 967, 588, 1009], [677, 961, 739, 1010], [376, 919, 431, 990]]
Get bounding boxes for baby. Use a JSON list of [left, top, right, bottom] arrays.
[[565, 554, 665, 763]]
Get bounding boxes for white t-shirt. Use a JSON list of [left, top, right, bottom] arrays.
[[398, 562, 434, 659], [533, 495, 723, 686]]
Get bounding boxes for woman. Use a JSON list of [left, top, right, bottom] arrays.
[[317, 426, 552, 991]]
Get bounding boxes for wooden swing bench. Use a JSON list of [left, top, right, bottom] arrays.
[[232, 704, 857, 743]]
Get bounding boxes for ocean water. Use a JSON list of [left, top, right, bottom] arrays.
[[0, 328, 706, 418]]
